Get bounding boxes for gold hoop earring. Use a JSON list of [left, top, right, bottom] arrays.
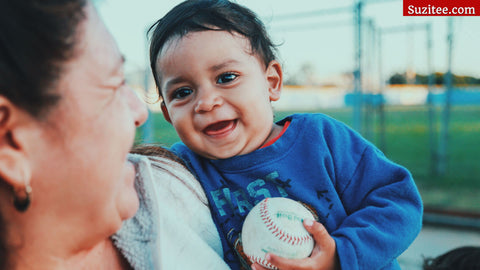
[[13, 185, 32, 212]]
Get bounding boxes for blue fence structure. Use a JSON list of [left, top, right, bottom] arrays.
[[345, 88, 480, 106]]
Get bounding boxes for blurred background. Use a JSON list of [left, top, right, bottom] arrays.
[[97, 0, 480, 268]]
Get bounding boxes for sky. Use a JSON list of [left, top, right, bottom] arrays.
[[96, 0, 480, 86]]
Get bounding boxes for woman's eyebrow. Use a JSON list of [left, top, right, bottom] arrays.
[[99, 55, 126, 88]]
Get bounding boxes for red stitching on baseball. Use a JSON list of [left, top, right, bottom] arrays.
[[260, 198, 313, 247], [248, 254, 278, 270]]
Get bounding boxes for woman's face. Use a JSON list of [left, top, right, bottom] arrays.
[[28, 4, 147, 244]]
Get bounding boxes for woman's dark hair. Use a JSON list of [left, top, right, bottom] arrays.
[[148, 0, 277, 97], [0, 0, 87, 268], [0, 0, 87, 117], [423, 246, 480, 270], [0, 213, 6, 269]]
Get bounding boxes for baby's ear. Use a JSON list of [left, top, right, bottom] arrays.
[[0, 97, 32, 193], [161, 101, 172, 124], [266, 60, 282, 102]]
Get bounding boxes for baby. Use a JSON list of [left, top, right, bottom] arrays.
[[149, 0, 423, 269]]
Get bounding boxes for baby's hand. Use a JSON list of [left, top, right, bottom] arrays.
[[251, 219, 339, 270]]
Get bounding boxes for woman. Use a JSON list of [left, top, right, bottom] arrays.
[[0, 0, 228, 269]]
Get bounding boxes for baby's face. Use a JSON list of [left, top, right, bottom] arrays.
[[156, 30, 282, 159]]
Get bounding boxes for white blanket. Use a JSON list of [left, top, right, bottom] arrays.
[[113, 154, 229, 270]]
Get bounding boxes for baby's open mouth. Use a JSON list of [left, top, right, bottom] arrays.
[[204, 120, 237, 136]]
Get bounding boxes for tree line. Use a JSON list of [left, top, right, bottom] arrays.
[[388, 72, 480, 85]]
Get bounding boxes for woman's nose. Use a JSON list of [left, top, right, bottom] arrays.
[[127, 87, 148, 127]]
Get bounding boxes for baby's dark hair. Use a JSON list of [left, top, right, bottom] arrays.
[[148, 0, 277, 97], [423, 246, 480, 270]]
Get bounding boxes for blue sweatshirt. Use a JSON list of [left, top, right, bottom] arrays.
[[171, 113, 423, 270]]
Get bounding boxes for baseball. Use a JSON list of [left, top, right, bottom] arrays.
[[241, 197, 315, 269]]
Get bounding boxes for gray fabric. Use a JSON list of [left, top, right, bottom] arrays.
[[112, 154, 229, 270]]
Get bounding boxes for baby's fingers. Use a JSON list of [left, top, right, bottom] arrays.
[[261, 253, 314, 270], [251, 262, 270, 270], [303, 219, 340, 270], [303, 219, 334, 253], [252, 220, 339, 270]]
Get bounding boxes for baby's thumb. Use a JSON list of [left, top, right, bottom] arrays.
[[303, 218, 334, 249]]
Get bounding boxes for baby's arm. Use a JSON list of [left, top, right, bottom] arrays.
[[252, 219, 339, 270], [252, 145, 422, 270], [331, 145, 423, 269]]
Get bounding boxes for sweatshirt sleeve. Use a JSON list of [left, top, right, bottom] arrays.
[[331, 145, 423, 270]]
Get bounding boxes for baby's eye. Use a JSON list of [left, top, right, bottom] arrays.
[[171, 87, 193, 100], [216, 72, 237, 84]]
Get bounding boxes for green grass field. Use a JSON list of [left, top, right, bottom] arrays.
[[136, 105, 480, 212]]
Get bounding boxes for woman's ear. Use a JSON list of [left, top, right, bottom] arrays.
[[0, 97, 32, 192], [161, 101, 172, 124], [266, 60, 283, 102]]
